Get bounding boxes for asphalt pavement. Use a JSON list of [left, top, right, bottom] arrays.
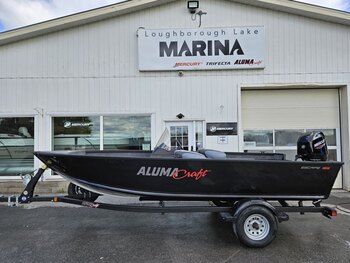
[[0, 192, 349, 263]]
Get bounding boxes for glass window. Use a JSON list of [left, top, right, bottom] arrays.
[[53, 116, 100, 150], [244, 128, 339, 162], [275, 129, 304, 146], [275, 129, 337, 147], [170, 126, 189, 150], [0, 117, 34, 176], [195, 121, 204, 149], [103, 116, 151, 150], [243, 130, 273, 147]]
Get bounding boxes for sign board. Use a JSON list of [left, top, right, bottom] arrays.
[[217, 136, 229, 144], [207, 122, 237, 136], [138, 26, 264, 71]]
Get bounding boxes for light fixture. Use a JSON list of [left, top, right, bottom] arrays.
[[187, 1, 199, 14], [176, 113, 185, 119]]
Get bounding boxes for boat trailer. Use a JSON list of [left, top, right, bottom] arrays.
[[0, 165, 338, 248]]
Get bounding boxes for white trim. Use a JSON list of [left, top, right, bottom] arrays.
[[240, 83, 347, 90], [192, 121, 196, 151], [0, 0, 176, 46], [163, 118, 205, 122], [237, 83, 243, 152], [1, 0, 350, 47], [100, 116, 104, 150], [0, 113, 36, 117], [46, 112, 154, 117], [151, 113, 156, 149]]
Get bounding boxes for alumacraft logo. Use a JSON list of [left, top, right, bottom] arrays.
[[137, 166, 210, 180]]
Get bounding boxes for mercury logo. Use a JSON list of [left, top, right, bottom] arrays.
[[64, 121, 72, 128], [210, 126, 217, 133]]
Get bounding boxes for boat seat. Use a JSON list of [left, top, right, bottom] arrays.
[[174, 150, 206, 159], [198, 149, 226, 159]]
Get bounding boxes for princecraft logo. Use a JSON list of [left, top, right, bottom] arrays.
[[138, 26, 265, 71], [137, 166, 210, 181]]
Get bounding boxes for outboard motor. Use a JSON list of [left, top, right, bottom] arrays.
[[296, 131, 328, 161]]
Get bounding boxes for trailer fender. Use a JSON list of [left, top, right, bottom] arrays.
[[232, 199, 289, 223]]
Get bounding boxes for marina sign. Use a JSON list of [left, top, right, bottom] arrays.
[[137, 26, 264, 71]]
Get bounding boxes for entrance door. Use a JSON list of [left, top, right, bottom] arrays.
[[165, 121, 204, 151]]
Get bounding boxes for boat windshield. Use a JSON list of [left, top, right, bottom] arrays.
[[155, 129, 171, 149], [152, 129, 175, 156]]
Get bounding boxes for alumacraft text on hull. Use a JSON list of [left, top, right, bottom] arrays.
[[1, 131, 343, 248]]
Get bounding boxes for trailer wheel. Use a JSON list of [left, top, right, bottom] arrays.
[[233, 205, 277, 248], [67, 183, 99, 202]]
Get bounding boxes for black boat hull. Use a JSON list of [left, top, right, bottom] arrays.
[[34, 150, 343, 201]]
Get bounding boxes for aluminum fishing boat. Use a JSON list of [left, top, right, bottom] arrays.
[[34, 131, 343, 201]]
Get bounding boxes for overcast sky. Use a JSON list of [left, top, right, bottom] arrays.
[[0, 0, 349, 33]]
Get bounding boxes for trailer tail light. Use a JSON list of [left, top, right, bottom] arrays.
[[322, 207, 337, 218]]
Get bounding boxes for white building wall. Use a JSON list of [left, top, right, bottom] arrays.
[[0, 0, 350, 187]]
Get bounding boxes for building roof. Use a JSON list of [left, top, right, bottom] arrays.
[[0, 0, 349, 46]]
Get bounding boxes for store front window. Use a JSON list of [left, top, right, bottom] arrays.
[[52, 115, 151, 151], [244, 129, 339, 161], [53, 117, 100, 150], [104, 116, 151, 150], [0, 117, 34, 176]]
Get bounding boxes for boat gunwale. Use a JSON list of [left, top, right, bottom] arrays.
[[34, 151, 344, 166]]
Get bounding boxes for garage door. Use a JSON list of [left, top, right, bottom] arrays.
[[242, 88, 342, 188]]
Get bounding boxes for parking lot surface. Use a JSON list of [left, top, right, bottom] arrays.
[[0, 194, 349, 263]]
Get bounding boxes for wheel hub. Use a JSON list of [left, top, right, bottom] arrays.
[[244, 214, 270, 241]]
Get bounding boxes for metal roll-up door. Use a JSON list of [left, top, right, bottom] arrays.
[[242, 89, 339, 129], [241, 88, 342, 188]]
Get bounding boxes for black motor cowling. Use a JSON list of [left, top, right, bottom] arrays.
[[296, 131, 328, 161]]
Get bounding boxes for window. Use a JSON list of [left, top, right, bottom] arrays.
[[170, 126, 189, 150], [165, 121, 204, 151], [52, 115, 151, 151], [0, 117, 34, 176], [244, 129, 339, 161], [103, 116, 151, 150], [53, 117, 100, 150], [244, 130, 273, 147]]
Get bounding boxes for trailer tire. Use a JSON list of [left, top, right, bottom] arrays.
[[67, 183, 99, 202], [233, 205, 278, 248]]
